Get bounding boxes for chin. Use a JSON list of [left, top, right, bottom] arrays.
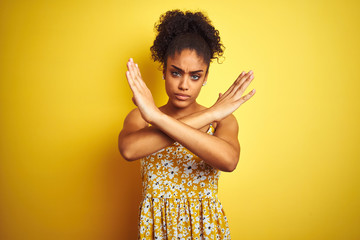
[[171, 99, 193, 109], [172, 101, 188, 109]]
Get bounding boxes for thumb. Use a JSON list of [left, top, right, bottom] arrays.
[[132, 96, 138, 106], [215, 93, 223, 103]]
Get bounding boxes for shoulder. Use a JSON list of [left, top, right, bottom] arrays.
[[122, 108, 148, 132], [213, 114, 240, 152], [126, 107, 143, 119], [218, 114, 238, 126], [214, 114, 239, 136]]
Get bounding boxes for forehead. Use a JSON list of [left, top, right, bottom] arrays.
[[166, 49, 207, 71]]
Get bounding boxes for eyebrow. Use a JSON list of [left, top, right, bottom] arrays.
[[171, 65, 203, 74]]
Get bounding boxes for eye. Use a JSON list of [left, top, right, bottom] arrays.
[[191, 75, 201, 80], [171, 71, 181, 77]]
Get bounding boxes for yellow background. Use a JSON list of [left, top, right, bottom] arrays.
[[1, 0, 359, 239]]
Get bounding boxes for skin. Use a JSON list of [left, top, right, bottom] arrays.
[[118, 49, 255, 172]]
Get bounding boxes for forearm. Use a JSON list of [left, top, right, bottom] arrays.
[[151, 112, 239, 172], [120, 108, 216, 161]]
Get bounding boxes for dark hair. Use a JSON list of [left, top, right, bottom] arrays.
[[150, 9, 225, 71]]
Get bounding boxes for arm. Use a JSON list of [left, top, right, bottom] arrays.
[[118, 106, 216, 161], [151, 111, 240, 172], [122, 58, 255, 171]]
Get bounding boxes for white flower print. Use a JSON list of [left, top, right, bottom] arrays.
[[153, 179, 162, 190], [161, 159, 173, 168], [195, 203, 200, 211], [168, 166, 179, 179], [202, 215, 210, 225], [183, 160, 198, 175], [142, 201, 151, 214], [193, 171, 207, 184], [137, 125, 231, 239], [184, 153, 193, 160], [194, 222, 201, 234], [204, 189, 212, 197], [146, 163, 153, 171], [204, 222, 214, 235], [147, 171, 155, 181]]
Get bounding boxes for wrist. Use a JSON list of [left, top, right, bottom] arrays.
[[147, 108, 164, 126], [208, 105, 221, 122]]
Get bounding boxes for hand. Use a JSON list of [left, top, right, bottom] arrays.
[[210, 70, 256, 121], [126, 58, 161, 123]]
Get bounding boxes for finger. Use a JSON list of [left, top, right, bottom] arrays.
[[132, 96, 137, 106], [127, 60, 137, 81], [226, 71, 249, 98], [221, 71, 246, 99], [129, 62, 145, 91], [129, 60, 144, 86], [233, 72, 254, 99], [128, 59, 141, 81], [127, 63, 139, 91], [135, 63, 142, 77], [134, 63, 145, 87], [126, 67, 141, 91], [234, 71, 246, 85], [238, 89, 256, 105], [239, 71, 254, 89], [134, 63, 140, 76], [133, 62, 148, 89], [126, 71, 135, 91], [238, 73, 254, 95], [132, 62, 140, 78], [234, 71, 253, 90], [126, 60, 134, 78]]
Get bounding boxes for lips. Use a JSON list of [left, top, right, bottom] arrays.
[[174, 93, 190, 101]]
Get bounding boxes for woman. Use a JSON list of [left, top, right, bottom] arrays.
[[118, 9, 255, 239]]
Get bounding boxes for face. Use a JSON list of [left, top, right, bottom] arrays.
[[163, 49, 208, 109]]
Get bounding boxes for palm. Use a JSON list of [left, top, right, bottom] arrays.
[[125, 58, 159, 123], [211, 71, 255, 121]]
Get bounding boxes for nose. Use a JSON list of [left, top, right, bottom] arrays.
[[178, 76, 189, 91]]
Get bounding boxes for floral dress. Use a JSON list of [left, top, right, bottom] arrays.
[[138, 124, 231, 239]]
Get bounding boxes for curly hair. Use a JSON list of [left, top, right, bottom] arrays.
[[150, 9, 225, 70]]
